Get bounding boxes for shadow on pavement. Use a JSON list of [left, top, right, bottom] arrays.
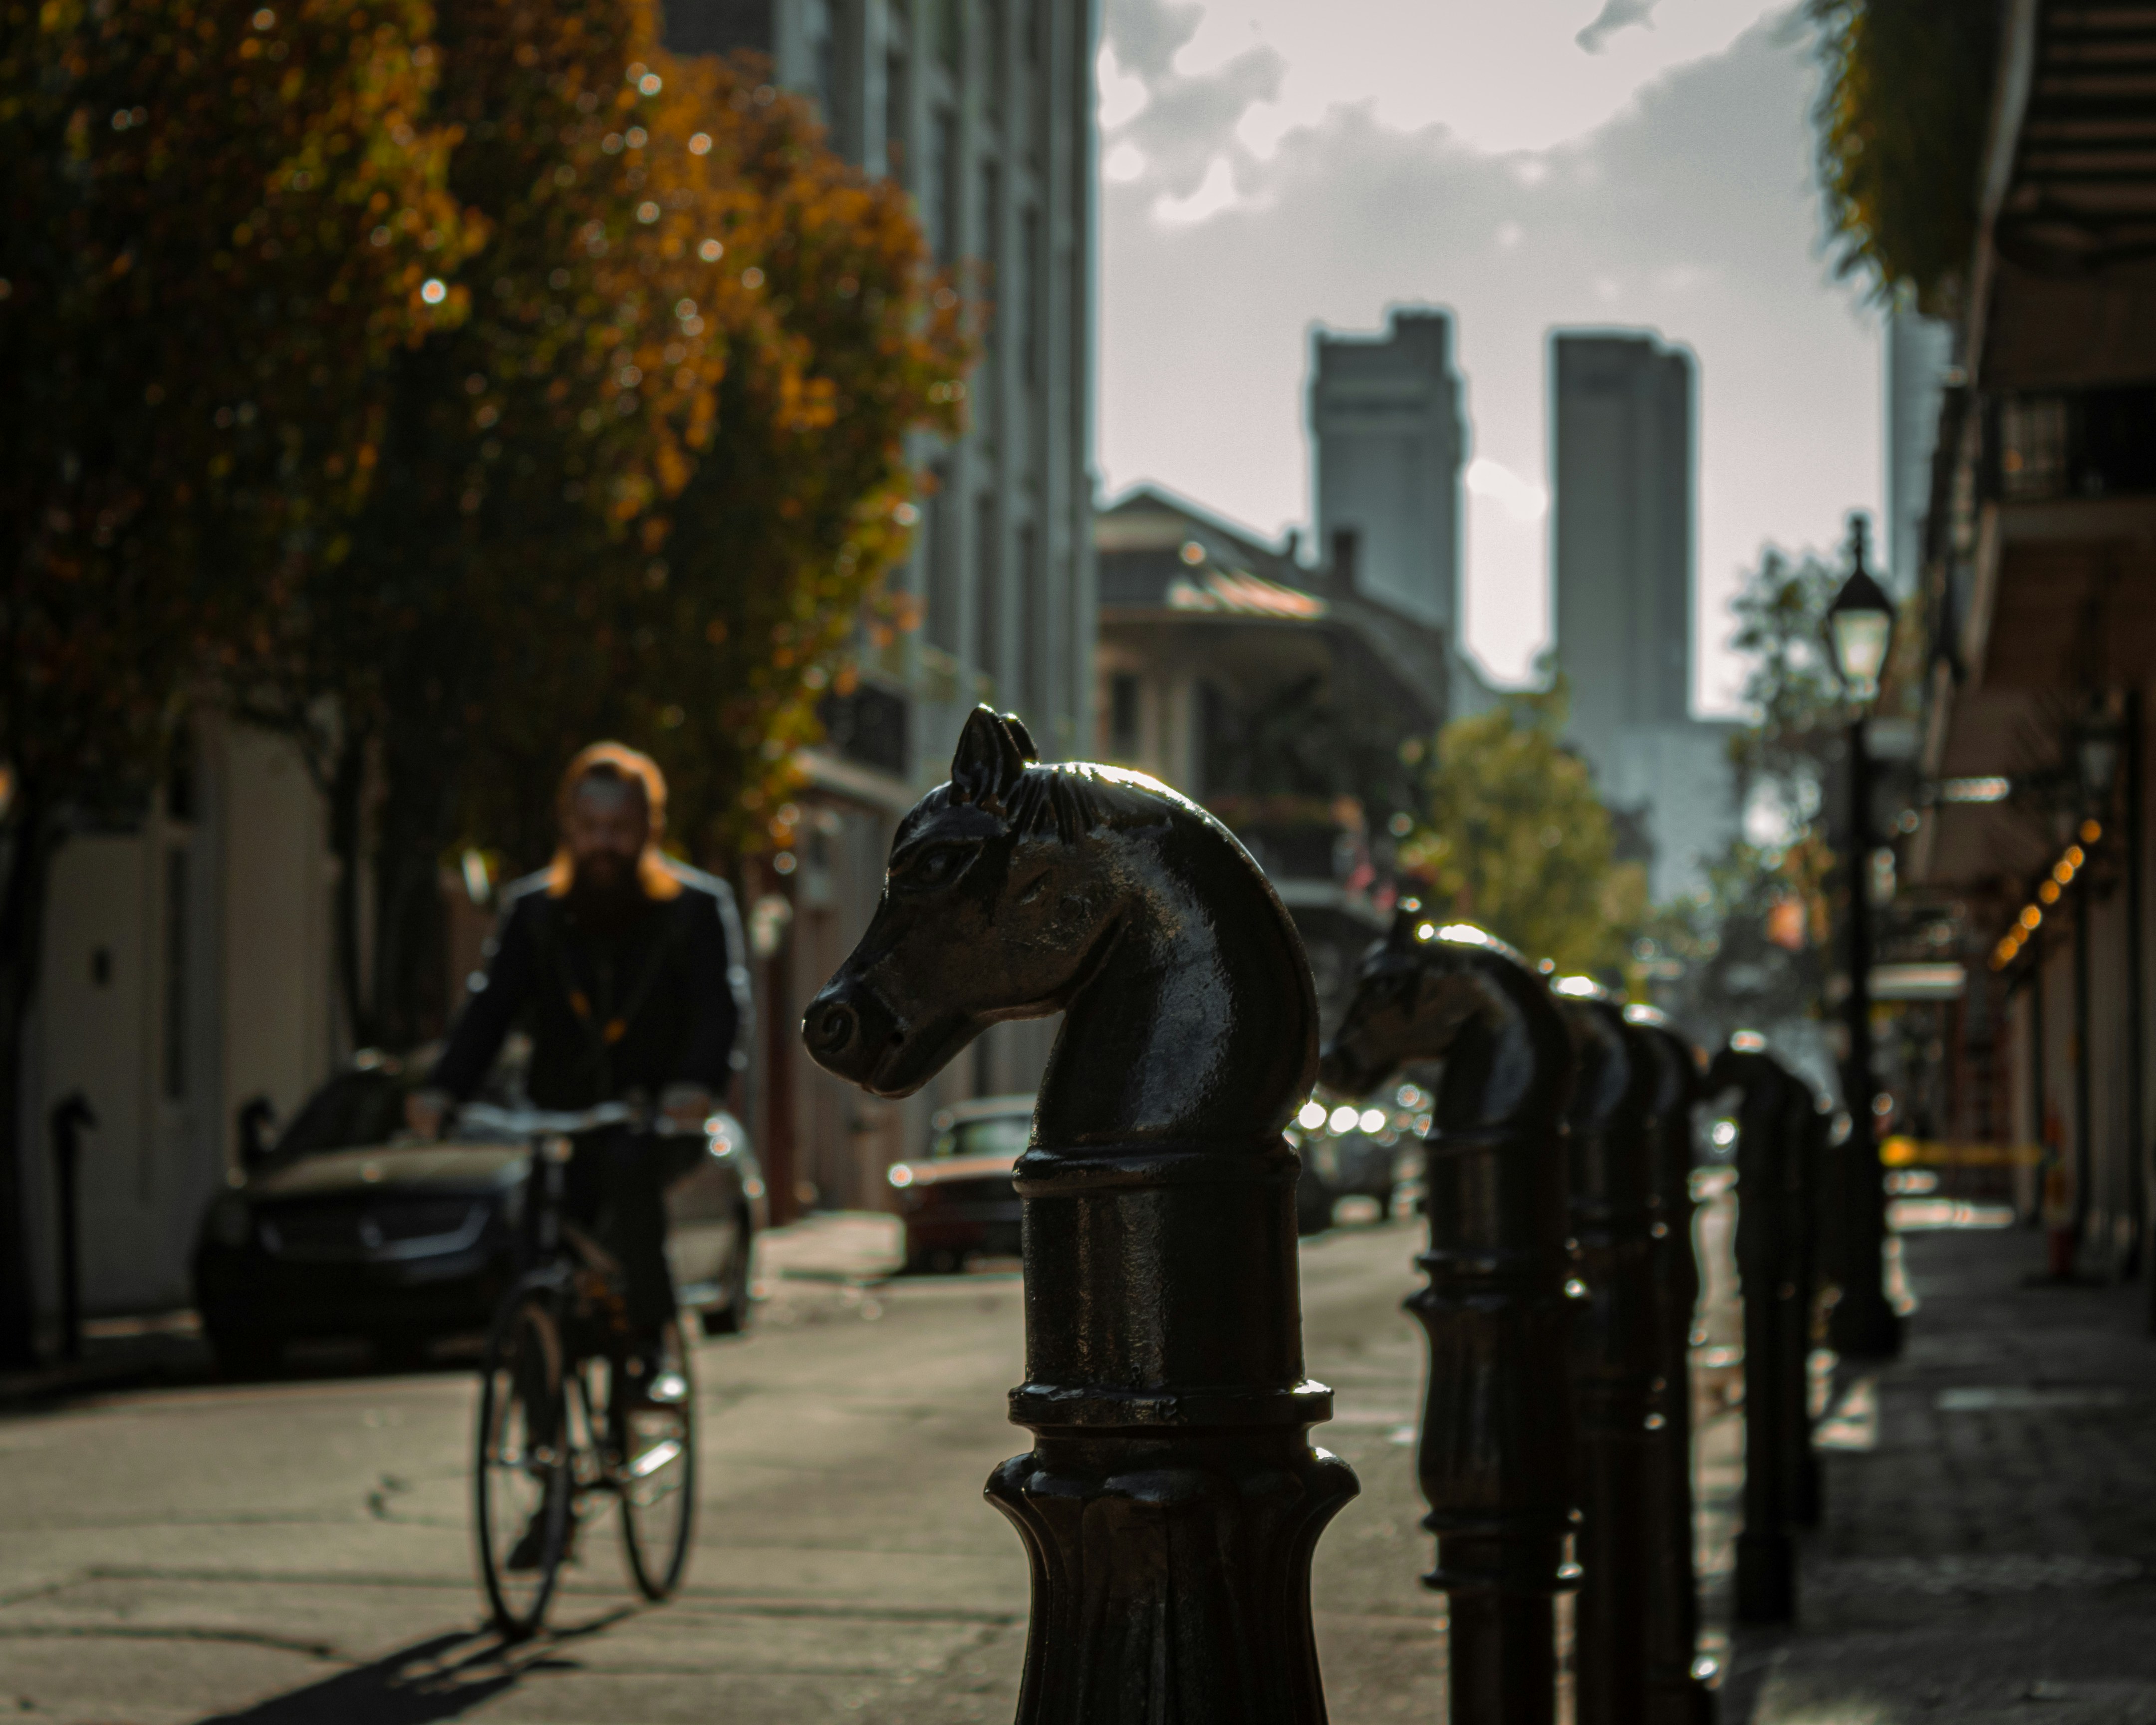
[[195, 1611, 635, 1724]]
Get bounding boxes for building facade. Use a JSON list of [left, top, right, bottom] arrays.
[[18, 718, 343, 1336], [1093, 486, 1446, 1030], [1902, 0, 2156, 1284], [666, 0, 1099, 1212], [1550, 330, 1737, 902]]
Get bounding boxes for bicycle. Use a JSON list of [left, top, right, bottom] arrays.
[[460, 1101, 701, 1639]]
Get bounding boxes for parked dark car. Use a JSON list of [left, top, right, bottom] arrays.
[[1291, 1097, 1422, 1233], [887, 1094, 1033, 1273], [192, 1048, 767, 1375]]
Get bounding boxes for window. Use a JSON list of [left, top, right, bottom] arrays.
[[977, 160, 1001, 417], [926, 463, 959, 649], [1017, 522, 1045, 716], [1019, 206, 1041, 389], [926, 107, 958, 260], [975, 493, 1002, 681], [163, 846, 189, 1100], [1330, 528, 1360, 587], [1999, 396, 2068, 501], [1109, 673, 1140, 761], [884, 40, 910, 173]]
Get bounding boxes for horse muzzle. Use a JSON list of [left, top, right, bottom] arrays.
[[802, 977, 906, 1092]]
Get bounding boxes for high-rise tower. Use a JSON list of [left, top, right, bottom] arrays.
[[1310, 309, 1467, 637], [1552, 333, 1695, 746], [1551, 331, 1735, 902]]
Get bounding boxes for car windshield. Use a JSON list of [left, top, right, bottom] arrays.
[[275, 1071, 409, 1158], [929, 1113, 1031, 1160]]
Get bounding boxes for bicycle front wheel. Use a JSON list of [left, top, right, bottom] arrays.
[[475, 1292, 570, 1638], [618, 1318, 697, 1600]]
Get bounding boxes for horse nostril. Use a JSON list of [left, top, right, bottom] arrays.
[[808, 1001, 859, 1056]]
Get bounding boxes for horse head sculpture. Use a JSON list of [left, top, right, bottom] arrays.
[[804, 704, 1316, 1147], [803, 706, 1351, 1725], [1317, 905, 1579, 1725], [1317, 905, 1572, 1135]]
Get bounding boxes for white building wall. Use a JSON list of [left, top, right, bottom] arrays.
[[24, 717, 339, 1323]]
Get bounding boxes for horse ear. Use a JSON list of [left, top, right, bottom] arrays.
[[951, 704, 1028, 807], [1388, 898, 1424, 951], [1001, 712, 1040, 763]]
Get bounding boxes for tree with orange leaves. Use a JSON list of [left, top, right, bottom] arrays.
[[0, 0, 478, 1365], [233, 1, 967, 1046]]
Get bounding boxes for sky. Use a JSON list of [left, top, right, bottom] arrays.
[[1093, 0, 1885, 713]]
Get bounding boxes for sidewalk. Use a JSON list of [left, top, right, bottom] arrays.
[[1732, 1224, 2156, 1725]]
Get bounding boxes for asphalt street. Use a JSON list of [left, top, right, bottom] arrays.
[[0, 1212, 1585, 1725]]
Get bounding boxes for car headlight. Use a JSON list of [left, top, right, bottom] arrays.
[[209, 1194, 253, 1249]]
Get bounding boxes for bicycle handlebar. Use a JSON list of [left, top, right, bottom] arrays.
[[456, 1100, 706, 1139]]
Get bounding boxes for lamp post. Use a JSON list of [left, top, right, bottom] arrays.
[[2069, 698, 2125, 1278], [1824, 515, 1901, 1360]]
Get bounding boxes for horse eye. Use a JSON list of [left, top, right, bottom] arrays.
[[899, 842, 974, 890]]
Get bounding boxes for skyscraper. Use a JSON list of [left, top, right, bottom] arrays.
[[1310, 310, 1465, 634], [1551, 331, 1735, 901], [1552, 333, 1694, 743]]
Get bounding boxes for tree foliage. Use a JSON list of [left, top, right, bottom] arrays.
[[1, 0, 471, 808], [0, 0, 478, 1364], [218, 1, 968, 1044], [1396, 679, 1643, 976], [1808, 0, 2001, 312]]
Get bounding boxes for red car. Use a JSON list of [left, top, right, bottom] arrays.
[[886, 1094, 1033, 1274]]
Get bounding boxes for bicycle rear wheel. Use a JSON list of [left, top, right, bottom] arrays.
[[618, 1318, 697, 1600], [475, 1292, 570, 1638]]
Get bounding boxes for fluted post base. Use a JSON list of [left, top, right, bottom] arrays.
[[988, 1427, 1357, 1725], [996, 1139, 1356, 1725]]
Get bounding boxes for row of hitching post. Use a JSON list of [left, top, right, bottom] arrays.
[[1316, 915, 1838, 1725]]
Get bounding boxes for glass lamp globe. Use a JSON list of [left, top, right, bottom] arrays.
[[1825, 516, 1893, 702]]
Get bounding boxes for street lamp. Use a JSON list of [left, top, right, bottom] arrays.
[[1824, 514, 1902, 1359], [1824, 520, 1894, 699]]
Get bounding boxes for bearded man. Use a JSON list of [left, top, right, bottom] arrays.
[[408, 743, 749, 1389]]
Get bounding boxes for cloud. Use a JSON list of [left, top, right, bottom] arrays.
[[1466, 458, 1549, 523], [1098, 42, 1152, 130], [1104, 140, 1148, 183], [1108, 0, 1786, 156], [1151, 154, 1247, 226], [1577, 0, 1661, 53], [1097, 3, 1882, 704]]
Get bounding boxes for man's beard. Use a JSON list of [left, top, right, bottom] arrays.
[[567, 852, 644, 931]]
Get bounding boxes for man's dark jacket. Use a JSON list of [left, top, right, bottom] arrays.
[[431, 861, 750, 1109]]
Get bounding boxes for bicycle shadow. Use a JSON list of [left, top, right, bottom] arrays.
[[193, 1609, 636, 1724]]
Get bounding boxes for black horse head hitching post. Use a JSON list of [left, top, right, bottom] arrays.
[[1622, 1004, 1716, 1725], [804, 707, 1357, 1725], [1703, 1037, 1813, 1626], [1319, 908, 1578, 1725], [1552, 976, 1659, 1725]]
